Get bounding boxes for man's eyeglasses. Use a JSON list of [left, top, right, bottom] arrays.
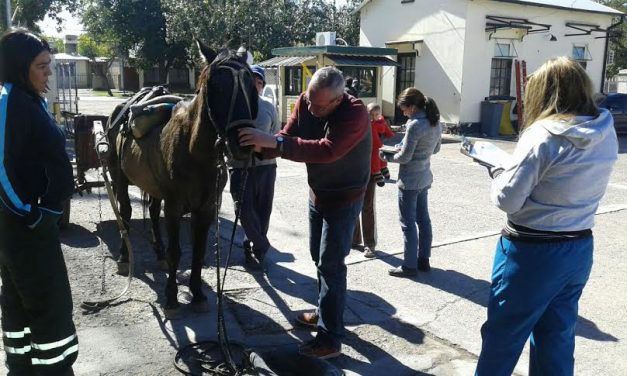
[[304, 93, 343, 112]]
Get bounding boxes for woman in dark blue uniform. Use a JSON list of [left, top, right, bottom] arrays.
[[0, 29, 77, 376]]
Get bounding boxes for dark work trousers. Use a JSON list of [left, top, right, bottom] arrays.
[[352, 175, 377, 249], [229, 164, 277, 259], [0, 208, 77, 376]]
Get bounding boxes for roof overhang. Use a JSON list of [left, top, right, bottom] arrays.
[[326, 54, 400, 67], [491, 0, 623, 16], [355, 0, 373, 13], [357, 0, 623, 16], [257, 56, 315, 67], [271, 45, 397, 57]]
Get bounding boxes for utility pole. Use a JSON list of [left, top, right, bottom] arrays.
[[3, 0, 11, 30]]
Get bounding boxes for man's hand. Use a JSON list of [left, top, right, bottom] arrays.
[[238, 128, 278, 152]]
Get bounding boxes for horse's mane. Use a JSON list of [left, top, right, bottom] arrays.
[[164, 49, 247, 173]]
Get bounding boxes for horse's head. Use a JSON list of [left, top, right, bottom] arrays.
[[197, 40, 258, 161]]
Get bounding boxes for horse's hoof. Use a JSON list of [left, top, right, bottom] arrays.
[[164, 306, 182, 320], [116, 262, 130, 276], [157, 259, 168, 271], [190, 300, 210, 313]]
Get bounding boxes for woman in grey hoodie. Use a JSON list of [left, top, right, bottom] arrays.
[[382, 87, 441, 277], [475, 57, 618, 376]]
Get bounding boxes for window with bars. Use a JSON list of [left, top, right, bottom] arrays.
[[489, 58, 512, 96], [338, 67, 377, 97], [573, 46, 588, 70], [284, 66, 316, 96], [395, 53, 416, 123]]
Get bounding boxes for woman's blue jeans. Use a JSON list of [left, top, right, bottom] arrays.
[[476, 235, 593, 376], [398, 187, 432, 269], [308, 199, 363, 347]]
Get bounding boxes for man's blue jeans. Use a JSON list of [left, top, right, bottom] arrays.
[[476, 235, 593, 376], [398, 187, 432, 269], [308, 199, 363, 347]]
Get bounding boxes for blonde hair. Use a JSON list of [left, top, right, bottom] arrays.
[[523, 57, 598, 130], [367, 103, 381, 113]]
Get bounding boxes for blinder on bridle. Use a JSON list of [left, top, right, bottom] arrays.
[[203, 58, 257, 160]]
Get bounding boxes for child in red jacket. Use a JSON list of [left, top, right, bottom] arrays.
[[371, 105, 395, 181], [353, 103, 395, 257]]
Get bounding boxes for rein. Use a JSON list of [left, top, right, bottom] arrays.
[[203, 61, 254, 144]]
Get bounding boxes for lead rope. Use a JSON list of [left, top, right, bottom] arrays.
[[215, 144, 254, 375], [81, 139, 135, 310]]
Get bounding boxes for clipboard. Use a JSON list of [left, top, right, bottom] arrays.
[[379, 145, 400, 155], [460, 137, 512, 168]]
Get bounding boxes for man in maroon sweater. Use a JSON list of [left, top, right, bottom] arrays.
[[239, 66, 371, 358]]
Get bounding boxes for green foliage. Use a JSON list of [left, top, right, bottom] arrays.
[[596, 0, 627, 75], [10, 0, 80, 32], [77, 34, 110, 59], [44, 35, 65, 53], [162, 0, 363, 63], [81, 0, 188, 71], [75, 0, 363, 77]]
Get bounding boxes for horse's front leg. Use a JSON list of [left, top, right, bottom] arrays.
[[116, 172, 132, 276], [163, 200, 183, 319], [149, 197, 168, 271], [189, 206, 213, 313]]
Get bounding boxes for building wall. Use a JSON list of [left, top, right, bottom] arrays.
[[359, 0, 470, 124], [461, 0, 614, 123], [55, 59, 91, 88], [360, 0, 616, 125]]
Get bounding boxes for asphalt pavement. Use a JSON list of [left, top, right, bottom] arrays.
[[0, 92, 625, 375]]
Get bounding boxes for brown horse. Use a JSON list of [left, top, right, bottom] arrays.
[[106, 41, 258, 318]]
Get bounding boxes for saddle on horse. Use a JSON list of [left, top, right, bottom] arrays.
[[111, 86, 184, 140]]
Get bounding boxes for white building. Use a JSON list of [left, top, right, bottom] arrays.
[[357, 0, 623, 129]]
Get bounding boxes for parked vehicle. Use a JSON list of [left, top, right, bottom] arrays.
[[596, 93, 627, 134]]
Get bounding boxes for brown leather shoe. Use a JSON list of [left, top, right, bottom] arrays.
[[298, 338, 341, 359], [295, 311, 319, 328]]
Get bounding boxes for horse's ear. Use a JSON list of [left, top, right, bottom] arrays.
[[196, 38, 217, 64]]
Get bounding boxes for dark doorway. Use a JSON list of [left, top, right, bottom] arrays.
[[394, 53, 416, 125], [123, 67, 139, 92]]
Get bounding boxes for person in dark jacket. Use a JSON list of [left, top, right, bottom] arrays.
[[0, 28, 77, 376], [239, 66, 371, 359]]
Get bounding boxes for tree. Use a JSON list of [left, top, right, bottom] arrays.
[[595, 0, 627, 78], [81, 0, 188, 89], [8, 0, 79, 32], [162, 0, 362, 63], [44, 34, 65, 53]]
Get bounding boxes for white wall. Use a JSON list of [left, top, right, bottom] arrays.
[[461, 0, 615, 123], [360, 0, 616, 125], [359, 0, 470, 124]]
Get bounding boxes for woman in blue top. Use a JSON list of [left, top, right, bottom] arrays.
[[0, 29, 77, 376], [382, 87, 441, 277]]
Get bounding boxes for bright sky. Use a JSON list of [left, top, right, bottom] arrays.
[[39, 9, 83, 38]]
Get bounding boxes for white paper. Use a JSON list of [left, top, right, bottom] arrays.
[[460, 137, 512, 168]]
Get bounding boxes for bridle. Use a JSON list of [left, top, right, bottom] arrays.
[[203, 59, 255, 144]]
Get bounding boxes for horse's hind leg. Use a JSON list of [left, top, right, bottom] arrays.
[[163, 201, 183, 319], [189, 207, 213, 313], [116, 172, 132, 276], [149, 197, 168, 271]]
